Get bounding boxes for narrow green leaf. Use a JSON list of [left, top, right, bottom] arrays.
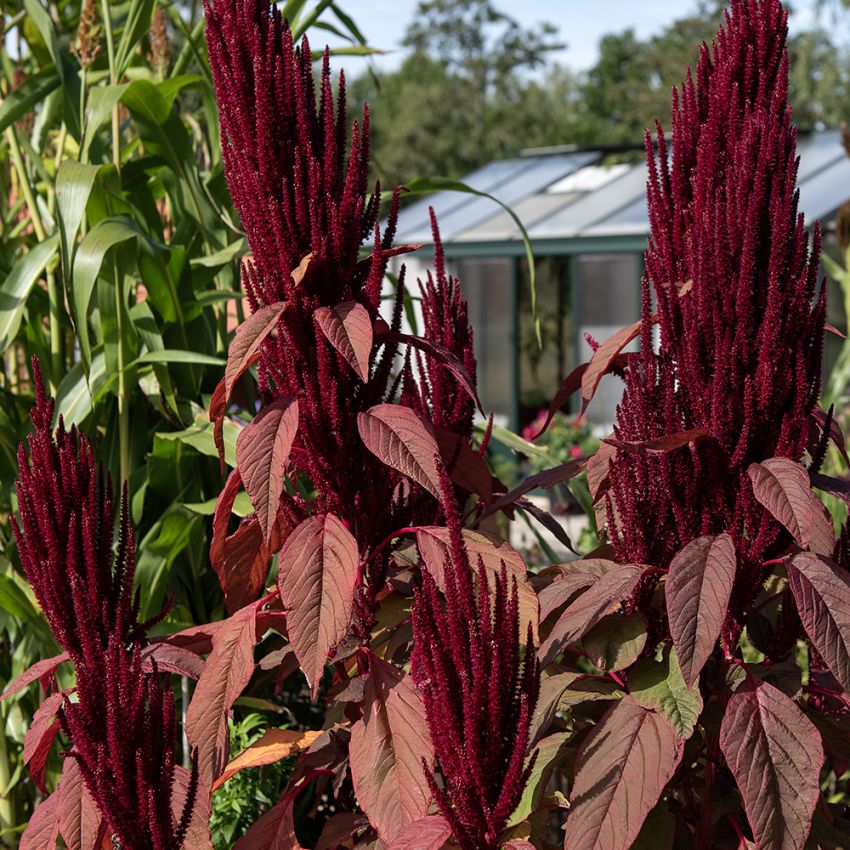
[[82, 85, 129, 160], [72, 217, 146, 367], [136, 350, 225, 366], [55, 162, 101, 279], [507, 732, 571, 826], [0, 69, 60, 135], [53, 350, 113, 427], [115, 0, 155, 75], [0, 234, 60, 353], [190, 238, 247, 268]]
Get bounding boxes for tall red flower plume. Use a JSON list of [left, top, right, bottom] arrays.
[[13, 360, 196, 850], [204, 0, 479, 630], [412, 467, 539, 850], [606, 0, 825, 639]]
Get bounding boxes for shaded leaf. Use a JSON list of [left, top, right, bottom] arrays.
[[385, 815, 452, 850], [528, 671, 582, 746], [481, 460, 585, 521], [212, 728, 323, 791], [719, 679, 823, 850], [580, 321, 640, 411], [349, 656, 434, 843], [538, 560, 621, 622], [172, 765, 214, 850], [582, 614, 648, 672], [604, 427, 708, 455], [141, 643, 205, 680], [277, 514, 359, 698], [186, 605, 257, 786], [528, 363, 587, 440], [629, 648, 703, 739], [435, 427, 493, 501], [665, 533, 737, 687], [787, 552, 850, 692], [507, 732, 571, 827], [749, 459, 818, 548], [0, 234, 60, 353], [563, 696, 684, 850], [225, 302, 287, 400], [538, 564, 644, 667], [358, 404, 442, 499], [315, 301, 373, 381], [236, 397, 299, 541]]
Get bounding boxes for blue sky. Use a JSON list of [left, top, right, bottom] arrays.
[[326, 0, 824, 72]]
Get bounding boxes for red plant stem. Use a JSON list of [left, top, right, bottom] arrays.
[[608, 670, 626, 688], [804, 684, 850, 708], [696, 735, 720, 850], [727, 814, 748, 848], [366, 526, 423, 566]]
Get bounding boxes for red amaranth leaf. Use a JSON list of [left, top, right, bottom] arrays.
[[480, 459, 585, 520], [20, 790, 60, 850], [314, 301, 373, 382], [224, 301, 287, 400], [538, 564, 644, 667], [563, 696, 684, 850], [538, 559, 621, 622], [587, 441, 617, 504], [385, 815, 451, 850], [349, 656, 434, 843], [580, 321, 641, 411], [277, 514, 359, 699], [787, 552, 850, 692], [236, 396, 299, 542], [435, 427, 493, 501], [186, 605, 257, 787], [57, 759, 104, 850], [604, 427, 708, 455], [529, 363, 587, 440], [749, 458, 817, 548], [23, 691, 63, 793], [665, 534, 737, 688], [1, 652, 70, 700], [417, 526, 538, 642], [209, 376, 227, 470], [141, 643, 205, 680], [232, 778, 316, 850], [358, 404, 442, 500], [719, 679, 823, 850], [378, 330, 483, 414], [172, 764, 214, 850]]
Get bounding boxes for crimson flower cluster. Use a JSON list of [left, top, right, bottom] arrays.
[[412, 469, 539, 850], [607, 0, 825, 631], [13, 362, 195, 850], [204, 0, 477, 627]]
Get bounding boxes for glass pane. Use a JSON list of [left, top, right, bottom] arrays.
[[517, 256, 572, 429], [455, 258, 514, 422], [575, 254, 643, 426]]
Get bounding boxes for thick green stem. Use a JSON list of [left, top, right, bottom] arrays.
[[5, 128, 46, 242], [100, 0, 121, 172], [0, 706, 17, 844], [113, 255, 131, 487]]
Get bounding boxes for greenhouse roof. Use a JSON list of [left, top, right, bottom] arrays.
[[393, 130, 850, 248]]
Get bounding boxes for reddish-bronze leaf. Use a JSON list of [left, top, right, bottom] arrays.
[[20, 790, 60, 850], [377, 330, 482, 414], [141, 643, 205, 680], [349, 657, 434, 843], [563, 696, 684, 850], [186, 605, 257, 786], [23, 691, 63, 793], [277, 514, 359, 699], [435, 427, 493, 501], [358, 404, 442, 499], [538, 559, 621, 622], [2, 652, 70, 700], [315, 301, 373, 382], [587, 441, 617, 504], [665, 534, 737, 687], [538, 564, 644, 667], [225, 301, 287, 400], [236, 397, 299, 542], [580, 321, 641, 411], [385, 815, 452, 850], [209, 376, 227, 470], [529, 363, 588, 440], [719, 679, 823, 850], [787, 552, 850, 692], [212, 729, 323, 792], [232, 781, 310, 850], [57, 759, 104, 850], [604, 427, 708, 455], [417, 526, 539, 642], [480, 460, 585, 520], [749, 458, 817, 548], [172, 764, 214, 850]]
